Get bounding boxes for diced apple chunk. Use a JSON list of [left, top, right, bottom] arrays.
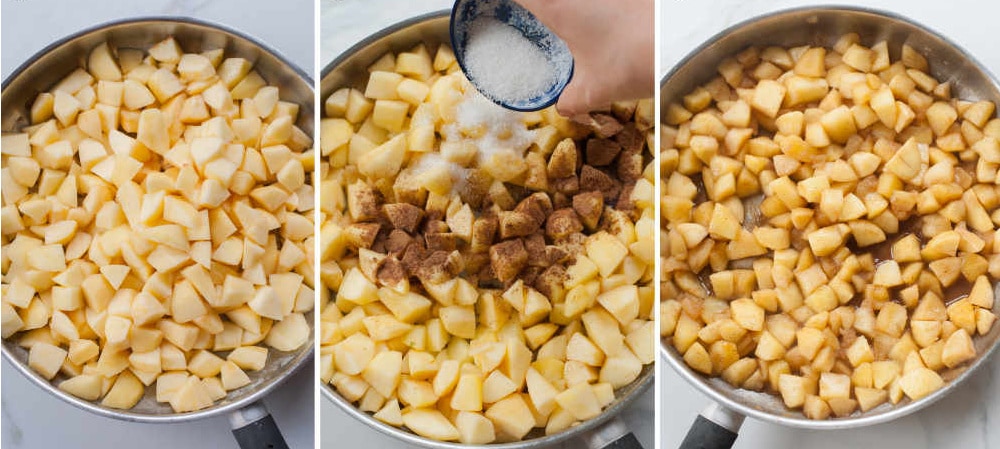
[[554, 383, 602, 421], [28, 343, 68, 380], [103, 371, 145, 409], [402, 409, 460, 441], [899, 368, 944, 401]]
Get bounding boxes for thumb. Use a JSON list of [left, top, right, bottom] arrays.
[[510, 0, 566, 30]]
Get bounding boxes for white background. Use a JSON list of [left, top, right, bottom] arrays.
[[0, 1, 315, 448], [660, 1, 1000, 448], [319, 0, 655, 448]]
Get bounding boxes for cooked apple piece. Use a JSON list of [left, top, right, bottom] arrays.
[[751, 80, 787, 118], [755, 331, 787, 361], [820, 106, 857, 144], [794, 47, 826, 77], [818, 372, 851, 401], [807, 224, 848, 256], [898, 367, 944, 401], [922, 231, 960, 260], [778, 374, 808, 409], [883, 138, 923, 181], [730, 298, 764, 331], [977, 308, 997, 335], [926, 102, 958, 136], [849, 221, 886, 247], [803, 395, 831, 420], [873, 260, 903, 287], [968, 275, 995, 309], [785, 77, 829, 107], [854, 387, 887, 412], [708, 203, 742, 240], [941, 329, 975, 368], [684, 342, 713, 374]]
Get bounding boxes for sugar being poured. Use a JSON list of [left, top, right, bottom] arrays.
[[448, 89, 536, 159], [464, 17, 559, 102], [411, 87, 536, 197]]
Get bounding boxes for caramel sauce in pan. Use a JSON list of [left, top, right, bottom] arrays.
[[689, 190, 976, 305], [857, 217, 972, 305]]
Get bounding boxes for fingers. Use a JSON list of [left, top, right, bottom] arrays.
[[514, 0, 648, 117], [556, 74, 610, 117], [555, 79, 589, 117]]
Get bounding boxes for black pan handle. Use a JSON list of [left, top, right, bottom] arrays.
[[582, 415, 645, 449], [602, 430, 644, 449], [229, 401, 290, 449], [679, 403, 744, 449]]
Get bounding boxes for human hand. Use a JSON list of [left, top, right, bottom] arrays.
[[515, 0, 654, 116]]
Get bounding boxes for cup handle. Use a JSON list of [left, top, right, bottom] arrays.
[[678, 402, 745, 449], [229, 401, 290, 449]]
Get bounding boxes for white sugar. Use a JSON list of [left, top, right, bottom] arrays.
[[455, 89, 535, 152], [451, 90, 535, 159], [410, 151, 470, 190], [413, 87, 536, 197], [464, 17, 557, 102]]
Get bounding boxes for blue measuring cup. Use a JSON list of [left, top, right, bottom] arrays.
[[450, 0, 575, 111]]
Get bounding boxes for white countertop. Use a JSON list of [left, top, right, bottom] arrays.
[[318, 1, 654, 448], [1, 0, 315, 79], [0, 1, 315, 448], [660, 1, 1000, 448]]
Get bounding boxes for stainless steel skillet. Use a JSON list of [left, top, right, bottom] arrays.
[[659, 7, 1000, 448], [1, 17, 315, 449], [320, 10, 652, 449]]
